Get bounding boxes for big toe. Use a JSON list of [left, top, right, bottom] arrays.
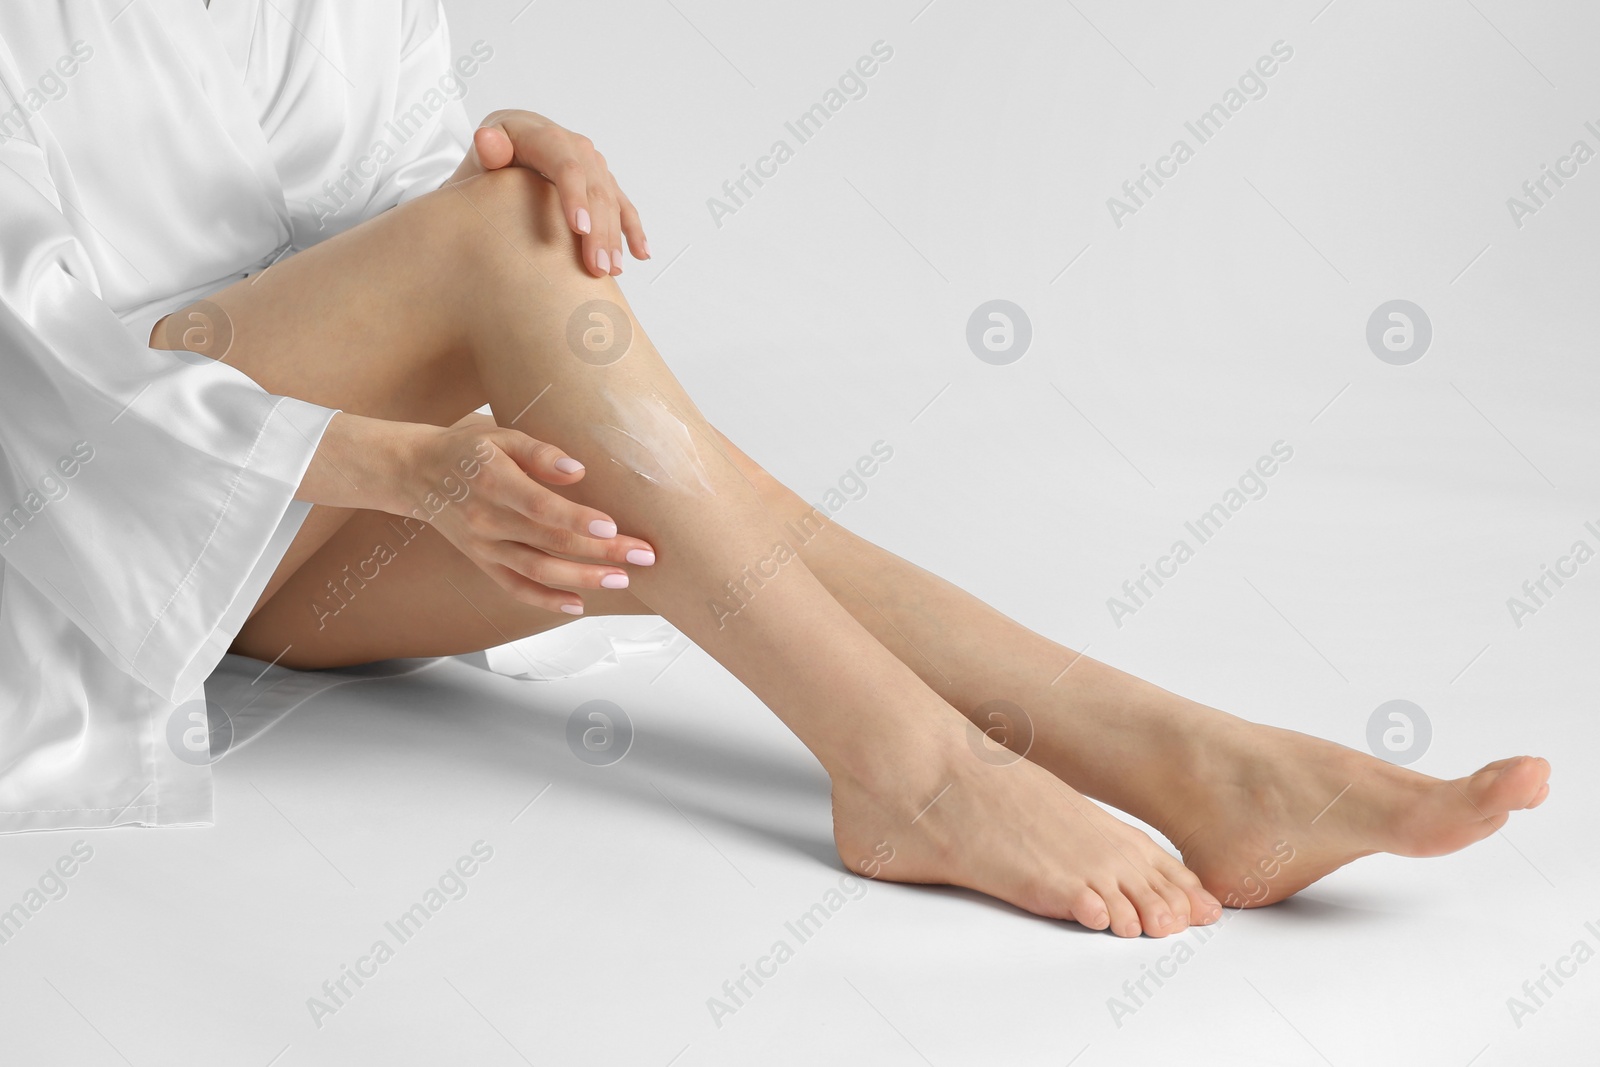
[[1398, 756, 1551, 857], [1463, 755, 1550, 812], [1063, 885, 1112, 932]]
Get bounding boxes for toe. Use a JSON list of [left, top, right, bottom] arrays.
[[1148, 874, 1194, 933], [1184, 886, 1223, 925], [1123, 878, 1183, 938], [1393, 756, 1551, 857], [1064, 885, 1111, 931], [1154, 853, 1222, 925], [1463, 755, 1550, 812], [1096, 884, 1143, 938]]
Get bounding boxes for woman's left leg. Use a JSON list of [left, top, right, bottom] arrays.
[[710, 431, 1552, 906], [245, 415, 1550, 910], [232, 419, 657, 663], [182, 159, 1547, 914], [198, 165, 1218, 934]]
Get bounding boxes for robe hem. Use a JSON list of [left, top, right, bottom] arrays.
[[133, 395, 339, 704]]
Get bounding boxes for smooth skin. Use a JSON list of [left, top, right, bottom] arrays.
[[155, 113, 1552, 937]]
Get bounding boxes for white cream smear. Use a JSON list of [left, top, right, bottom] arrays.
[[590, 385, 715, 495]]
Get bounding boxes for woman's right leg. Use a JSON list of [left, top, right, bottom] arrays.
[[199, 166, 1219, 935], [707, 434, 1553, 907]]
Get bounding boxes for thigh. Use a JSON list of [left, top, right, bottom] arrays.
[[233, 424, 776, 667], [167, 170, 795, 664], [233, 499, 654, 668], [151, 184, 500, 612], [163, 191, 488, 422], [234, 424, 787, 668]]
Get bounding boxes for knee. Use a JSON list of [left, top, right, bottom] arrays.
[[448, 166, 582, 276]]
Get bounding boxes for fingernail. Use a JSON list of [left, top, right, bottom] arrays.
[[601, 573, 630, 589], [588, 519, 618, 538], [561, 603, 584, 615], [625, 549, 656, 566], [613, 249, 623, 272], [575, 208, 591, 234], [554, 457, 584, 474], [641, 237, 651, 258], [596, 248, 610, 273]]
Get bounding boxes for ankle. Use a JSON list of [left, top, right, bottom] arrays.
[[1066, 702, 1241, 831], [822, 709, 973, 809]]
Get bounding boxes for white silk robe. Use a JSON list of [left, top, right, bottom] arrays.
[[0, 0, 474, 832]]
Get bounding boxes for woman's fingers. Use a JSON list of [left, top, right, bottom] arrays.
[[405, 422, 654, 616], [479, 560, 586, 616], [481, 431, 656, 565], [548, 155, 595, 246], [586, 160, 622, 276], [472, 124, 515, 171], [472, 111, 644, 275], [491, 474, 650, 562], [553, 143, 612, 276], [488, 430, 594, 487], [602, 177, 625, 276], [487, 541, 632, 593], [619, 190, 649, 260], [479, 503, 655, 568]]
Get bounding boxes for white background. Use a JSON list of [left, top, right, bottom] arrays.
[[2, 1, 1597, 1064]]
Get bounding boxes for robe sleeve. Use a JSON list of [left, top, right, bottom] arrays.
[[0, 134, 339, 706], [363, 0, 475, 216]]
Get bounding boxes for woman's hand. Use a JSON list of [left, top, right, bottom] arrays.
[[397, 419, 656, 615], [451, 109, 649, 279], [305, 413, 656, 617]]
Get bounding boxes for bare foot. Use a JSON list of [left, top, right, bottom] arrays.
[[832, 723, 1224, 937], [1153, 719, 1552, 907]]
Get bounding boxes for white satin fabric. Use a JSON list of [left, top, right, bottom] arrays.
[[0, 0, 473, 832]]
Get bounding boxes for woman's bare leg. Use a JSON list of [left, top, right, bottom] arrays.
[[263, 409, 1551, 911], [173, 167, 1219, 935], [707, 433, 1553, 906]]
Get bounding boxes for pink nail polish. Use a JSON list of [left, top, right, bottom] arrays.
[[589, 519, 618, 538], [601, 573, 629, 589], [625, 549, 655, 566], [613, 249, 623, 272], [576, 208, 592, 234], [641, 238, 651, 258], [561, 603, 584, 615], [596, 248, 610, 274], [554, 457, 584, 474]]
